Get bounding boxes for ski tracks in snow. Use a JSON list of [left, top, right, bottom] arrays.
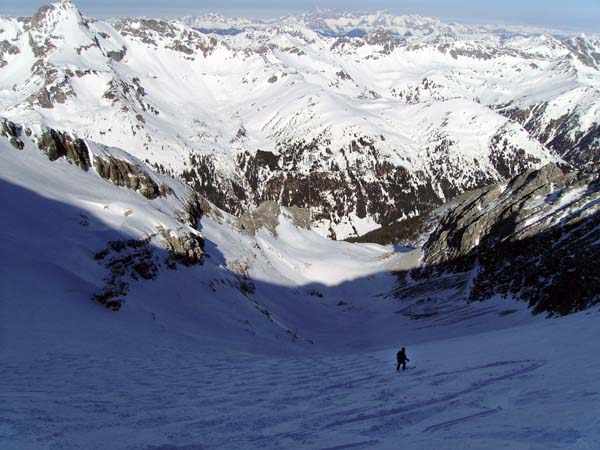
[[1, 351, 550, 450]]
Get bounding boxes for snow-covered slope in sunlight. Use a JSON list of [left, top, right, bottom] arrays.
[[2, 1, 598, 239]]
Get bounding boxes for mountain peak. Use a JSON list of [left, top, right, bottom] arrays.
[[30, 0, 84, 31]]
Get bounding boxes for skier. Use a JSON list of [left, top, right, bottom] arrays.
[[396, 347, 410, 371]]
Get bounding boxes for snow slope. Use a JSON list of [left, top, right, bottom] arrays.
[[2, 295, 599, 449], [1, 5, 599, 446], [1, 116, 599, 449], [0, 112, 600, 450], [1, 120, 528, 350]]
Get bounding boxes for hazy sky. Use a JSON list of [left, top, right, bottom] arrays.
[[3, 0, 600, 32]]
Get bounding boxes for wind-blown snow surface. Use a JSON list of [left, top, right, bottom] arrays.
[[3, 304, 600, 449], [2, 121, 600, 449]]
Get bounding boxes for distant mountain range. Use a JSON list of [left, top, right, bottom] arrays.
[[1, 0, 599, 239]]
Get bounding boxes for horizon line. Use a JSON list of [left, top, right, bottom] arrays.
[[1, 3, 599, 36]]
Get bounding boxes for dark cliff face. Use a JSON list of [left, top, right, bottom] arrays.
[[410, 163, 600, 316], [183, 135, 542, 241]]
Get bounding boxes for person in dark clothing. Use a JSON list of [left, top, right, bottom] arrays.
[[396, 347, 409, 371]]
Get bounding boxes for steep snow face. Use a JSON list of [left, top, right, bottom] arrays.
[[0, 3, 598, 239]]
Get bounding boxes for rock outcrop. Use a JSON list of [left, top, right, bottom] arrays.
[[157, 226, 204, 267], [409, 163, 600, 315], [93, 228, 205, 310], [237, 200, 310, 236], [93, 155, 165, 199], [37, 128, 91, 170], [3, 118, 178, 202], [1, 118, 25, 150], [93, 238, 159, 311], [0, 39, 20, 68]]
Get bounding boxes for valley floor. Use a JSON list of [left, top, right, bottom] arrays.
[[2, 309, 600, 450]]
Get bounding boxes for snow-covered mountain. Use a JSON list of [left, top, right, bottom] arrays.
[[2, 115, 600, 449], [1, 1, 598, 241], [1, 4, 599, 447], [186, 9, 593, 41]]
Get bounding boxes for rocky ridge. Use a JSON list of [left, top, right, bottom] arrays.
[[401, 163, 600, 315]]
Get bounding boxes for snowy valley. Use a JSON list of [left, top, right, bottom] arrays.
[[1, 1, 600, 449]]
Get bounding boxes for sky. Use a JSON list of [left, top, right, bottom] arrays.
[[2, 0, 600, 32]]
